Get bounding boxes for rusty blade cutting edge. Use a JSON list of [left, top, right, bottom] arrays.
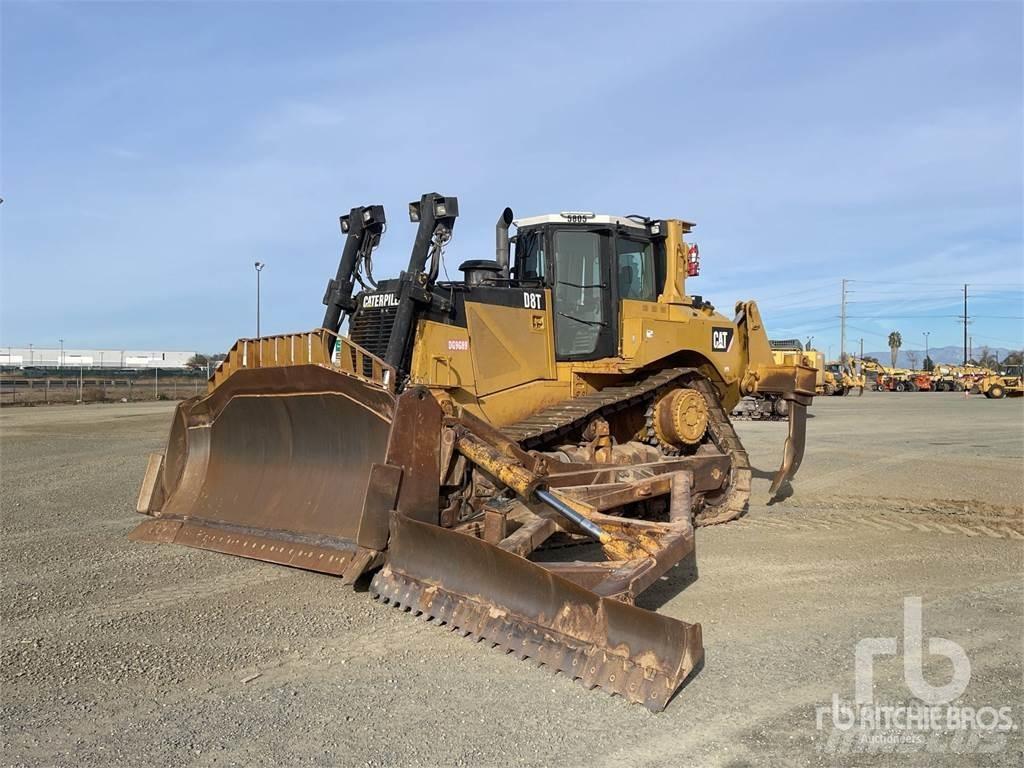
[[130, 518, 362, 576], [370, 513, 703, 711]]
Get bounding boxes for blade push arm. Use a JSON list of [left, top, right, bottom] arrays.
[[382, 193, 460, 371], [322, 204, 386, 334]]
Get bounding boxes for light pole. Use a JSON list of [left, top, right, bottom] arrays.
[[59, 338, 64, 369], [254, 261, 265, 339], [923, 331, 930, 368], [29, 343, 33, 366]]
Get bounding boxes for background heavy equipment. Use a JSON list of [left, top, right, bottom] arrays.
[[930, 364, 968, 392], [786, 345, 842, 396], [131, 195, 815, 711], [858, 359, 923, 392], [732, 339, 812, 419], [974, 366, 1024, 398], [824, 361, 864, 396]]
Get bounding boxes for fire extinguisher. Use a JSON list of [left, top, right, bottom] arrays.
[[686, 244, 700, 277]]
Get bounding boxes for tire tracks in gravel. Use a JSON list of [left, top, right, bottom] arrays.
[[1, 516, 136, 546], [4, 565, 294, 637], [5, 599, 473, 747], [593, 579, 1023, 768], [731, 495, 1024, 539]]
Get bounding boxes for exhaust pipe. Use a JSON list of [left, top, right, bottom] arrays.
[[495, 207, 514, 278]]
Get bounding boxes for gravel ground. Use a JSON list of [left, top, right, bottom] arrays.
[[2, 393, 1022, 767]]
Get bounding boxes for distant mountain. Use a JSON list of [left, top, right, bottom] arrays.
[[863, 345, 1015, 368]]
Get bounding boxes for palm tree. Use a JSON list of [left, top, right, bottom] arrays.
[[888, 331, 902, 369]]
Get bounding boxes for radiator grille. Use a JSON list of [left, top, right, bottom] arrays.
[[349, 306, 397, 376]]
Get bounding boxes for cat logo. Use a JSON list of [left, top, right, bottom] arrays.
[[711, 327, 734, 352]]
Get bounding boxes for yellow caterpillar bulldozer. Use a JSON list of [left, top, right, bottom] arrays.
[[131, 195, 815, 711]]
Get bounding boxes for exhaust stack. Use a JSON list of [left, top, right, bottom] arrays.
[[495, 207, 514, 278]]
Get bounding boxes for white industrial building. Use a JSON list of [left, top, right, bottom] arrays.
[[0, 346, 197, 369]]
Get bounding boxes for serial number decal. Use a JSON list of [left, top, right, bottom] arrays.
[[362, 293, 399, 309], [447, 339, 469, 352], [711, 327, 734, 352], [522, 292, 544, 310]]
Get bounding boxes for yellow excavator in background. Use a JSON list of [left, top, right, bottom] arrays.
[[131, 195, 815, 711]]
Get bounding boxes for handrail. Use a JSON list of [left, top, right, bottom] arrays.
[[209, 328, 396, 394]]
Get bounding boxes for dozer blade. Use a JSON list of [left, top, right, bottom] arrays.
[[371, 513, 704, 712], [769, 400, 807, 499], [131, 364, 406, 582]]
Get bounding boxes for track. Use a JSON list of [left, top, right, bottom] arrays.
[[501, 368, 692, 447], [735, 509, 1024, 539], [741, 495, 1024, 539], [502, 369, 751, 526]]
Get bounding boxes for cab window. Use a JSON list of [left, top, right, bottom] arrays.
[[514, 229, 545, 280], [616, 238, 655, 301]]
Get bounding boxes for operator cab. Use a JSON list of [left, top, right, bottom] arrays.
[[511, 212, 669, 361], [347, 200, 700, 377]]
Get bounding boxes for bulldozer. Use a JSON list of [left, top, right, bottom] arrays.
[[131, 195, 815, 711]]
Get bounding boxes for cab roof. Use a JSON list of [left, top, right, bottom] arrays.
[[513, 212, 650, 232]]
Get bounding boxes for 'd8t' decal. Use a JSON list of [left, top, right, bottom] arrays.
[[523, 292, 544, 310]]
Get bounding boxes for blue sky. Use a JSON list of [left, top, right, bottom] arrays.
[[2, 1, 1022, 356]]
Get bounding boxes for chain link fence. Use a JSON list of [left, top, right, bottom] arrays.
[[0, 369, 209, 406]]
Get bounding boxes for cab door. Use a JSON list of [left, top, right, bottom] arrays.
[[616, 232, 669, 362], [551, 228, 615, 361]]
